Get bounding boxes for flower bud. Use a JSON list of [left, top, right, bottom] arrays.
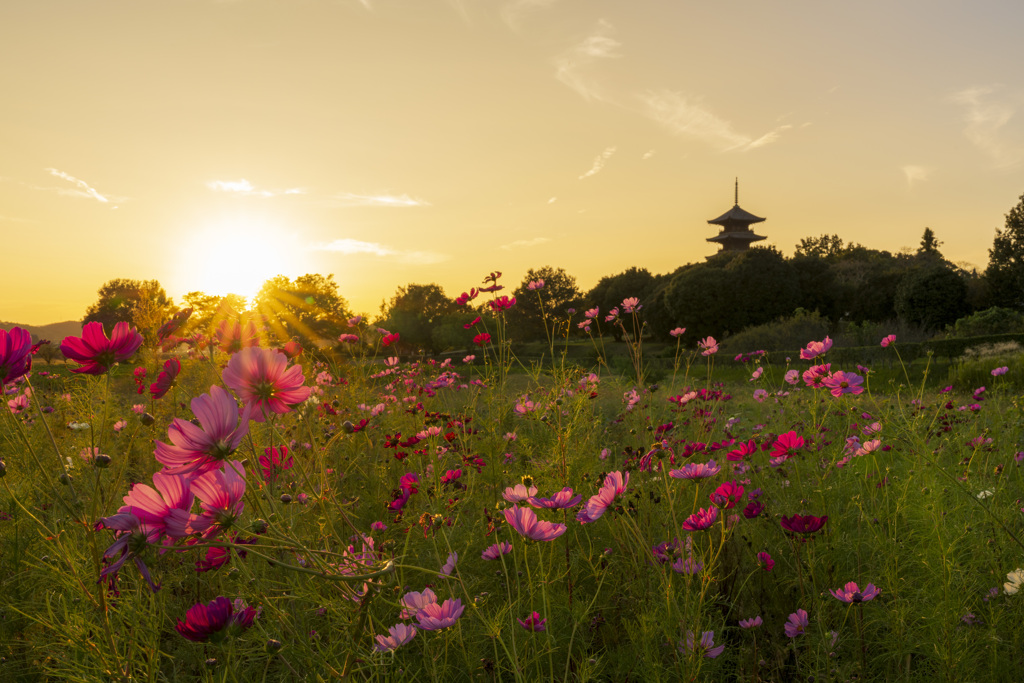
[[280, 494, 292, 504], [58, 472, 72, 485], [94, 454, 112, 468], [265, 639, 283, 653], [252, 519, 269, 534], [140, 413, 156, 426], [342, 421, 355, 433]]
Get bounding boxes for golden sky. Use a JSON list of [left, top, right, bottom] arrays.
[[3, 0, 1024, 325]]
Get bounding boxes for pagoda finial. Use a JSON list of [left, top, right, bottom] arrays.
[[734, 177, 738, 205]]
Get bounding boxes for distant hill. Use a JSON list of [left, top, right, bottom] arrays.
[[1, 320, 82, 342]]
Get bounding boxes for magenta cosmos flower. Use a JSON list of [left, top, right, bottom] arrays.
[[154, 385, 252, 476], [149, 357, 181, 400], [822, 370, 865, 398], [400, 588, 437, 619], [504, 505, 567, 541], [61, 321, 144, 375], [157, 308, 193, 342], [784, 609, 809, 637], [577, 471, 629, 523], [259, 445, 294, 481], [416, 598, 465, 631], [682, 506, 718, 531], [709, 480, 745, 509], [118, 470, 198, 540], [190, 461, 247, 538], [519, 612, 547, 632], [682, 630, 725, 658], [669, 459, 721, 480], [374, 624, 417, 652], [95, 512, 162, 591], [481, 541, 513, 560], [880, 334, 896, 348], [175, 596, 258, 643], [528, 487, 583, 509], [0, 327, 33, 385], [221, 347, 311, 422], [830, 581, 880, 603], [780, 514, 828, 535]]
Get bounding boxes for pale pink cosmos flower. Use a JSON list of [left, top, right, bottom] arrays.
[[749, 367, 763, 381], [7, 391, 30, 414], [753, 389, 768, 403], [527, 280, 545, 291], [669, 327, 686, 338], [528, 487, 583, 509], [621, 297, 640, 313], [604, 307, 619, 323], [698, 336, 718, 356], [347, 315, 364, 327], [132, 404, 145, 414], [784, 369, 800, 385], [462, 355, 476, 363], [503, 505, 567, 541], [669, 460, 721, 480], [189, 461, 247, 539], [113, 420, 127, 432], [221, 347, 311, 422], [154, 385, 252, 476], [800, 336, 833, 360], [784, 609, 809, 637], [503, 484, 538, 503], [739, 616, 763, 628], [400, 588, 437, 619], [855, 439, 881, 456], [118, 470, 199, 540], [584, 307, 599, 319], [830, 581, 880, 603], [682, 630, 724, 658], [439, 552, 458, 577], [822, 371, 865, 398], [374, 624, 417, 652], [880, 334, 896, 347], [416, 598, 465, 631], [338, 334, 360, 344], [481, 542, 513, 560]]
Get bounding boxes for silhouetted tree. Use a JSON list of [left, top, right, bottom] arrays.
[[83, 279, 175, 340], [918, 227, 943, 258], [984, 192, 1024, 311], [794, 234, 852, 260], [895, 264, 969, 331], [379, 283, 459, 353], [506, 267, 583, 342], [252, 274, 351, 345], [586, 267, 658, 340]]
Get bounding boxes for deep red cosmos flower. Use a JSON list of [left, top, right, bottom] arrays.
[[157, 308, 193, 342], [61, 322, 144, 375], [175, 596, 258, 643], [780, 514, 828, 535], [149, 357, 181, 399]]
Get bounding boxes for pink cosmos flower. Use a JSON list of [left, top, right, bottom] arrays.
[[113, 419, 127, 432], [757, 551, 775, 571], [802, 363, 831, 388], [822, 370, 865, 398], [94, 512, 161, 591], [503, 505, 567, 541], [800, 336, 832, 360], [698, 337, 718, 356], [830, 581, 880, 603], [214, 319, 259, 354], [154, 385, 252, 476], [682, 630, 724, 658], [374, 624, 417, 652], [400, 588, 437, 619], [672, 556, 703, 575], [338, 333, 360, 344], [784, 369, 800, 385], [0, 327, 33, 385], [770, 431, 804, 465], [455, 289, 479, 306], [157, 308, 193, 342], [528, 487, 583, 509], [381, 332, 400, 347], [119, 470, 199, 540], [518, 612, 547, 632], [149, 357, 181, 400], [880, 334, 896, 347], [784, 609, 808, 637], [503, 484, 538, 503], [604, 307, 619, 323], [726, 440, 757, 462], [416, 598, 465, 631], [682, 507, 718, 531], [527, 280, 545, 291], [175, 596, 258, 643], [481, 541, 513, 560], [709, 480, 745, 509], [221, 347, 311, 422], [739, 616, 763, 628], [488, 296, 516, 312], [669, 460, 721, 480], [584, 307, 599, 319], [61, 322, 144, 375], [992, 366, 1009, 377], [439, 552, 458, 577], [577, 472, 629, 523], [190, 461, 247, 538], [348, 315, 364, 327], [7, 391, 30, 415], [753, 388, 768, 403], [669, 327, 686, 338], [750, 367, 763, 381], [621, 297, 640, 313], [259, 445, 294, 481]]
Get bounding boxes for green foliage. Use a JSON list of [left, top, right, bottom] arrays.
[[720, 309, 830, 354], [984, 192, 1024, 311], [252, 273, 352, 345], [894, 264, 970, 331], [379, 283, 458, 353], [506, 267, 583, 343], [948, 306, 1024, 338], [82, 278, 175, 339], [182, 290, 248, 336]]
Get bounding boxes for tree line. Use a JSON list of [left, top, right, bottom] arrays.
[[80, 193, 1024, 353]]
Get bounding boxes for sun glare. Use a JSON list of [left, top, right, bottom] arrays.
[[179, 216, 304, 303]]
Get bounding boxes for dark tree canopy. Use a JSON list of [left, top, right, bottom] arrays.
[[252, 274, 351, 345], [985, 192, 1024, 311], [379, 283, 460, 353], [918, 227, 943, 258], [586, 267, 659, 339], [506, 267, 583, 342], [182, 291, 248, 336], [895, 264, 969, 331], [83, 279, 175, 339], [794, 234, 852, 260]]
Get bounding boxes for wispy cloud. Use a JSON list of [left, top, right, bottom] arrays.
[[311, 238, 448, 264], [554, 19, 620, 103], [207, 179, 306, 197], [950, 85, 1022, 167], [327, 192, 430, 207], [45, 168, 117, 204], [642, 150, 656, 160], [579, 146, 617, 180], [501, 0, 560, 31], [638, 90, 788, 152], [0, 214, 34, 224], [501, 237, 551, 250], [902, 165, 931, 187], [548, 196, 557, 204]]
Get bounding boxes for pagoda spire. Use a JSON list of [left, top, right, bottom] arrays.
[[734, 177, 738, 205], [705, 180, 767, 254]]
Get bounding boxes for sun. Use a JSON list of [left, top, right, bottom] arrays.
[[178, 215, 305, 303]]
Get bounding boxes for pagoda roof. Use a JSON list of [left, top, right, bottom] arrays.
[[706, 231, 766, 244], [707, 204, 765, 226]]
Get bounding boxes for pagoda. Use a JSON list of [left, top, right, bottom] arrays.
[[706, 179, 766, 253]]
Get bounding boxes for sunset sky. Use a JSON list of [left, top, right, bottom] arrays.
[[3, 1, 1024, 325]]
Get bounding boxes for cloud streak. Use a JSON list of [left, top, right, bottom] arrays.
[[501, 237, 551, 250], [901, 165, 930, 187], [501, 0, 560, 30], [45, 168, 116, 204], [327, 192, 431, 207], [638, 90, 788, 152], [554, 19, 620, 103], [207, 179, 306, 197], [311, 238, 448, 264], [579, 146, 617, 180], [950, 85, 1022, 167]]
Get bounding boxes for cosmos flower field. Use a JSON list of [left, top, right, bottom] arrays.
[[2, 283, 1023, 682]]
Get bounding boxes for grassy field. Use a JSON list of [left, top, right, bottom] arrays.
[[1, 329, 1023, 682]]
